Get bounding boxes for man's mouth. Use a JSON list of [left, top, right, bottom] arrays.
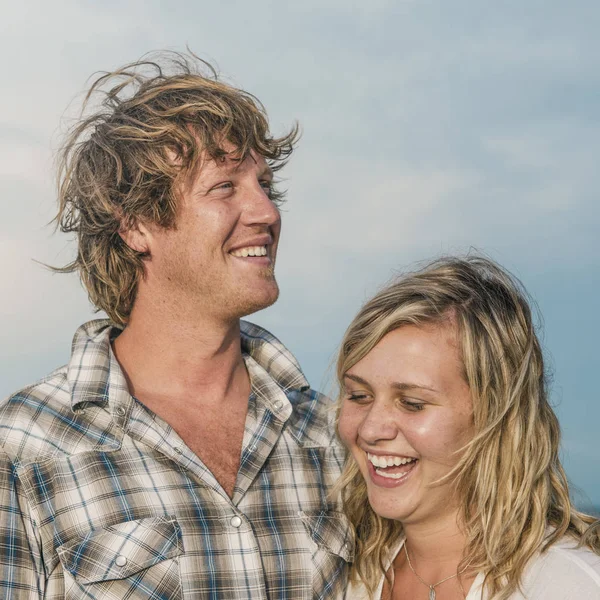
[[367, 452, 418, 480], [230, 245, 268, 258]]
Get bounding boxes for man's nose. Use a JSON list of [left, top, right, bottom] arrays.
[[242, 182, 280, 227], [357, 399, 398, 445]]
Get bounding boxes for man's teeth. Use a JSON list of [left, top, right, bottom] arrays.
[[230, 246, 268, 258], [367, 453, 417, 468]]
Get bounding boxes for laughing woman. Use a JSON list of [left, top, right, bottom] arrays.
[[337, 257, 600, 600]]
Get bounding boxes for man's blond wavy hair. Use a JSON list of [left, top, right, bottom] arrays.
[[336, 255, 600, 600], [55, 52, 299, 325]]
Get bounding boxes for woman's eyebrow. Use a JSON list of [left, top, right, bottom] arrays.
[[391, 381, 439, 393], [344, 373, 438, 393], [343, 373, 370, 386]]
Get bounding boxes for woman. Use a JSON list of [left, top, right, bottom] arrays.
[[337, 256, 600, 599]]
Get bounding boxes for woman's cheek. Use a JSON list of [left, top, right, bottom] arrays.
[[337, 402, 359, 448], [403, 411, 467, 465]]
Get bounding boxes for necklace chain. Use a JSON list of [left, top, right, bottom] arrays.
[[403, 543, 469, 600]]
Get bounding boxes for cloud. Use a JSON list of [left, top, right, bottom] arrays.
[[0, 0, 598, 506]]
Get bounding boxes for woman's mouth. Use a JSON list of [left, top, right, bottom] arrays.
[[366, 452, 419, 487]]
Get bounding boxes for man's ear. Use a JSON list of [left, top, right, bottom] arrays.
[[119, 219, 152, 255]]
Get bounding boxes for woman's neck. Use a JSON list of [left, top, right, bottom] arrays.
[[402, 512, 466, 567], [396, 514, 466, 582]]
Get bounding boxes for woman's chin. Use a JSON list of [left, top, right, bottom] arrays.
[[366, 487, 419, 523]]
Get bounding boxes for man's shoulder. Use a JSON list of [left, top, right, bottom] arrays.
[[240, 320, 309, 392], [285, 386, 340, 449], [240, 321, 342, 450], [1, 367, 119, 467], [0, 366, 72, 462]]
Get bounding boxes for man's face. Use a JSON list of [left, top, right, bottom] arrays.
[[142, 147, 281, 322]]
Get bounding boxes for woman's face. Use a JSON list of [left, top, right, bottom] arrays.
[[338, 320, 474, 525]]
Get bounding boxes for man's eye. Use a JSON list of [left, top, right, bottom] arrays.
[[211, 182, 233, 192], [260, 180, 273, 193]]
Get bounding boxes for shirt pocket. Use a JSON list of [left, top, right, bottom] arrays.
[[56, 515, 184, 600], [300, 510, 354, 598]]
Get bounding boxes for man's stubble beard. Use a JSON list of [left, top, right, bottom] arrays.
[[231, 265, 280, 318], [168, 259, 280, 321]]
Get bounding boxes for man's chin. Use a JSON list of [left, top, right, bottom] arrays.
[[235, 281, 280, 319]]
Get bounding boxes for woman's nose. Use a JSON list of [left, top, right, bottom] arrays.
[[357, 399, 398, 445]]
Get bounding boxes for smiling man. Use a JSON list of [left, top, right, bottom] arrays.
[[0, 54, 350, 599]]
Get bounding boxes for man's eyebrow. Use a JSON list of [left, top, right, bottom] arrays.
[[258, 164, 274, 179], [220, 154, 273, 178]]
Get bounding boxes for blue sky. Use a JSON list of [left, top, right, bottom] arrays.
[[1, 0, 598, 510]]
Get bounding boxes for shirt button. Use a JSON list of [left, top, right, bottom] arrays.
[[115, 555, 127, 567], [174, 447, 183, 455], [115, 407, 126, 417], [230, 516, 242, 528], [274, 400, 283, 411]]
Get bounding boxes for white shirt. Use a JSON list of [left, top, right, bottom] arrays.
[[346, 537, 600, 599]]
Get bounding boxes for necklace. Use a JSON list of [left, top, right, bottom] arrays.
[[403, 543, 469, 600]]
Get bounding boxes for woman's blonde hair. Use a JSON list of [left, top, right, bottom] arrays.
[[55, 51, 299, 325], [336, 255, 599, 599]]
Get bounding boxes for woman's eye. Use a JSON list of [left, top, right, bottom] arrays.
[[402, 399, 425, 412], [345, 393, 370, 404]]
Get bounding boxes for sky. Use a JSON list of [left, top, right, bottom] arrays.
[[1, 0, 598, 511]]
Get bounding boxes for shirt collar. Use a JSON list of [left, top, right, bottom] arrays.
[[240, 320, 310, 393], [67, 319, 116, 410], [67, 319, 310, 410]]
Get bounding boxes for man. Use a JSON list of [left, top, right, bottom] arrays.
[[0, 54, 350, 599]]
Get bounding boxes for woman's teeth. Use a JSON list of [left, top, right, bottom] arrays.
[[367, 453, 416, 468], [367, 452, 417, 480]]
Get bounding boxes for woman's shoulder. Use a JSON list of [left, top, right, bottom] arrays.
[[519, 537, 600, 599]]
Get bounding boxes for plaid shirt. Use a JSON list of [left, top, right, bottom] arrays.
[[0, 319, 351, 599]]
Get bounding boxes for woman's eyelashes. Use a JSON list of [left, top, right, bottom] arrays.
[[345, 391, 371, 404], [344, 390, 426, 412], [401, 398, 426, 412]]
